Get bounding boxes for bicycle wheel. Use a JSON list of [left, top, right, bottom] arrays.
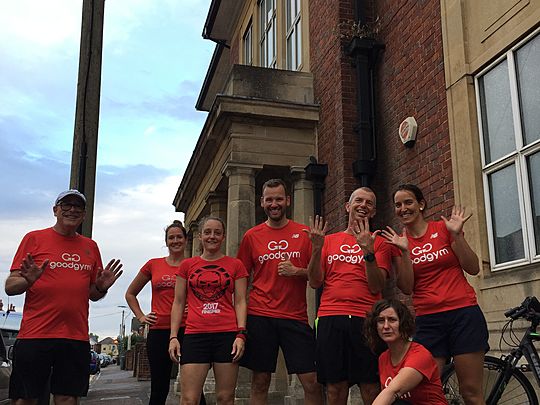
[[441, 355, 538, 405]]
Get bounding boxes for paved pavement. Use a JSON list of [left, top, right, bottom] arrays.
[[81, 365, 179, 404]]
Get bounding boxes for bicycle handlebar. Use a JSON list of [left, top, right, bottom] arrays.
[[504, 296, 540, 320]]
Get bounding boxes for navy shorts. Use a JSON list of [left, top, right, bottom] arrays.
[[181, 332, 237, 364], [315, 315, 379, 385], [9, 338, 90, 399], [414, 305, 489, 359], [240, 315, 316, 374]]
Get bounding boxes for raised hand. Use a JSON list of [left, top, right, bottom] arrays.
[[304, 215, 328, 250], [441, 205, 472, 236], [380, 226, 409, 252], [20, 254, 48, 287], [95, 259, 123, 293], [353, 217, 378, 254]]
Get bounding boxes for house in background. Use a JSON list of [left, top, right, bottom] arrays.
[[174, 0, 540, 402], [99, 337, 119, 357]]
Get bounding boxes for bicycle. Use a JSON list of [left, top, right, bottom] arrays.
[[442, 296, 540, 404]]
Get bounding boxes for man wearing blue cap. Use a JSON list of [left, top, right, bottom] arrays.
[[5, 190, 123, 405]]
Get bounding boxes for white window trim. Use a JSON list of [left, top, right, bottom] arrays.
[[259, 0, 277, 68], [285, 0, 302, 70], [243, 21, 253, 66], [477, 27, 540, 271]]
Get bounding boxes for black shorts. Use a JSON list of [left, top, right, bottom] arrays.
[[9, 338, 90, 399], [180, 332, 237, 364], [414, 305, 490, 358], [240, 315, 316, 374], [315, 316, 379, 385]]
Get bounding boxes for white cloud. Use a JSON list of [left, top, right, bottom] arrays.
[[0, 0, 82, 48]]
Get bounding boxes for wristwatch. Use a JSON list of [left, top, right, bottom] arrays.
[[363, 252, 375, 263]]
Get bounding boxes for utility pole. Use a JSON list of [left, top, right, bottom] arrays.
[[70, 0, 105, 237], [118, 305, 127, 339]]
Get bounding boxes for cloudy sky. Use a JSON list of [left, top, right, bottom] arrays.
[[0, 0, 214, 340]]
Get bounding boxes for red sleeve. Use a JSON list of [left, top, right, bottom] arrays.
[[140, 259, 152, 277], [403, 344, 437, 380], [91, 240, 104, 284], [234, 259, 249, 279], [374, 236, 392, 275], [236, 234, 253, 275], [10, 233, 37, 271], [176, 259, 189, 279]]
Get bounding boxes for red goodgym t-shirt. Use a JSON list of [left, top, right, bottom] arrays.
[[407, 221, 477, 315], [140, 257, 188, 329], [177, 256, 248, 334], [318, 232, 391, 318], [10, 227, 102, 341], [237, 221, 311, 322], [379, 342, 448, 405]]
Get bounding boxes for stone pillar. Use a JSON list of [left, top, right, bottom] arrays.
[[291, 168, 314, 225], [206, 191, 228, 253], [224, 165, 257, 403], [190, 221, 201, 258], [224, 165, 257, 256], [289, 169, 316, 403], [185, 230, 193, 259]]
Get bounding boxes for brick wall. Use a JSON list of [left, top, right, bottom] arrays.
[[309, 0, 359, 232], [371, 0, 453, 229], [310, 0, 453, 231]]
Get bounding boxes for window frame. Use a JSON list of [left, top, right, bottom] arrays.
[[243, 20, 253, 66], [259, 0, 277, 69], [285, 0, 302, 70], [476, 28, 540, 271]]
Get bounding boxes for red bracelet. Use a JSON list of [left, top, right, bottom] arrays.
[[236, 333, 247, 341]]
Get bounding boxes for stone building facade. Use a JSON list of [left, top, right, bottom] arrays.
[[174, 0, 540, 402]]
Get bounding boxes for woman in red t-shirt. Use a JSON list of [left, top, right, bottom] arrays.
[[382, 184, 488, 405], [365, 299, 447, 405], [168, 216, 248, 405], [126, 220, 203, 405]]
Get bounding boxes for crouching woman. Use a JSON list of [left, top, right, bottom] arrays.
[[365, 299, 447, 405]]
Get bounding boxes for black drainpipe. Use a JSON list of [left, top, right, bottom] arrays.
[[346, 1, 384, 187]]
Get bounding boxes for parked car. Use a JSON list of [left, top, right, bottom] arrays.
[[90, 350, 100, 375], [0, 310, 22, 405]]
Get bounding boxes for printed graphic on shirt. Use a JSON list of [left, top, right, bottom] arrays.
[[383, 376, 412, 400], [327, 242, 364, 265], [188, 264, 232, 302], [155, 274, 176, 289], [410, 242, 450, 265], [257, 239, 301, 264], [48, 252, 94, 271]]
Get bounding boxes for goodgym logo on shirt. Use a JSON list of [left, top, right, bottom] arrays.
[[410, 243, 449, 264], [49, 252, 93, 271], [257, 240, 301, 264], [327, 244, 363, 265], [155, 274, 176, 288]]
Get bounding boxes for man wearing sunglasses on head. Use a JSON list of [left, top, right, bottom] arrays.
[[5, 189, 123, 405]]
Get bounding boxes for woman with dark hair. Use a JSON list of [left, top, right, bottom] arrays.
[[365, 299, 447, 405], [125, 220, 203, 405], [381, 184, 488, 405], [168, 216, 248, 405]]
